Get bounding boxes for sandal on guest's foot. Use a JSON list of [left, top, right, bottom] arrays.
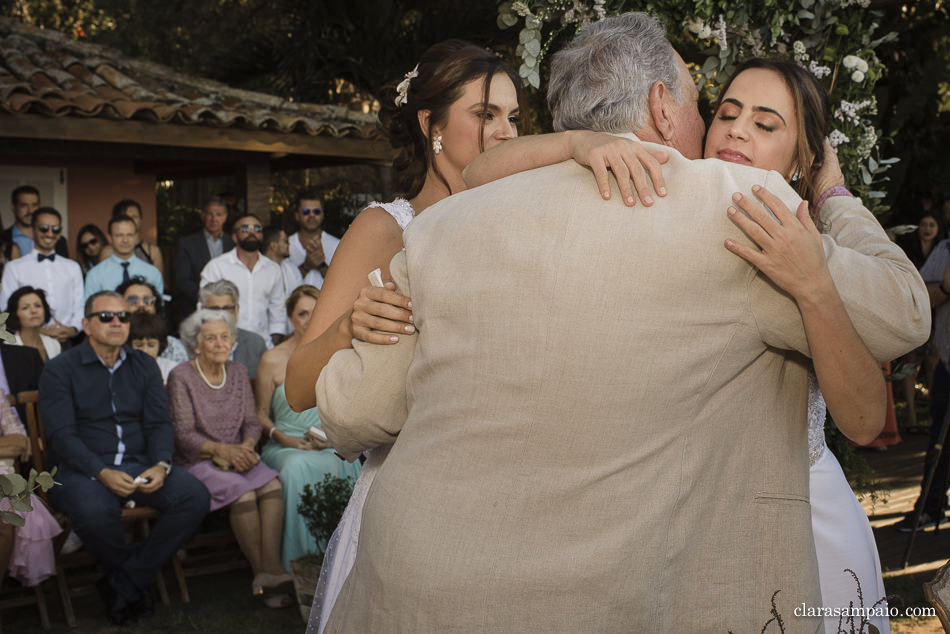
[[252, 573, 294, 608]]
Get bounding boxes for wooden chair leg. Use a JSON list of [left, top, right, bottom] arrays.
[[33, 583, 50, 630], [54, 566, 76, 628], [170, 555, 190, 603]]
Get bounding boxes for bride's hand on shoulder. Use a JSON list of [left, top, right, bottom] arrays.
[[813, 138, 846, 202], [351, 281, 414, 345], [724, 185, 834, 304], [566, 130, 668, 207]]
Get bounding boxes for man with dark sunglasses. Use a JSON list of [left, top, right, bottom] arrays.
[[39, 291, 209, 625], [287, 187, 340, 289], [2, 185, 69, 258], [0, 206, 82, 343], [199, 213, 287, 345]]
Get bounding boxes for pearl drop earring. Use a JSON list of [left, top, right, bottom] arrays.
[[432, 135, 443, 155]]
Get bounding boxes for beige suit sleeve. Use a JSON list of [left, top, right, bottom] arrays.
[[315, 250, 416, 461], [751, 194, 931, 361]]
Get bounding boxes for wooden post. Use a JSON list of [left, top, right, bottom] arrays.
[[243, 160, 271, 223]]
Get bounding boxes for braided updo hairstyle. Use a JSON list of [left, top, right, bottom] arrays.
[[378, 40, 522, 199]]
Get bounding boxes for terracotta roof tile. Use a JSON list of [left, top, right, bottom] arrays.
[[0, 17, 378, 141]]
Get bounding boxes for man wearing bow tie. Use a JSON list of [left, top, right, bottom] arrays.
[[0, 207, 82, 343]]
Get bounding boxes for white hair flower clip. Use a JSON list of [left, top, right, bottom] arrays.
[[394, 64, 419, 107]]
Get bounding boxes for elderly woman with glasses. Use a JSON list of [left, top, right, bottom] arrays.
[[196, 280, 268, 379], [116, 276, 189, 364], [168, 309, 292, 607]]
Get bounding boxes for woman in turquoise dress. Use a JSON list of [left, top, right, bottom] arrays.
[[256, 285, 361, 570]]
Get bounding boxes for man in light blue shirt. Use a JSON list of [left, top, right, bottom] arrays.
[[85, 215, 163, 300]]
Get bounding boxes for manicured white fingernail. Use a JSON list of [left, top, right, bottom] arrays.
[[389, 336, 399, 342], [658, 186, 667, 196], [644, 196, 653, 205], [407, 301, 412, 309], [408, 314, 414, 322], [626, 196, 635, 204], [404, 325, 415, 333]]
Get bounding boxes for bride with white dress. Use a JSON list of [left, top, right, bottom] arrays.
[[280, 41, 525, 633]]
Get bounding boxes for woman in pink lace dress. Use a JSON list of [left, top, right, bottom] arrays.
[[0, 388, 61, 587]]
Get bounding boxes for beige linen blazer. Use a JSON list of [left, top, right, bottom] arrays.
[[317, 138, 929, 633]]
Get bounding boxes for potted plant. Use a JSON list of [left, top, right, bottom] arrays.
[[290, 473, 355, 622]]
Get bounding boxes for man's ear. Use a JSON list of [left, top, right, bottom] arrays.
[[417, 109, 432, 140], [648, 81, 675, 144]]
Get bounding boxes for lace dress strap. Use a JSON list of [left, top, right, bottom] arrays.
[[807, 372, 827, 466], [365, 198, 415, 230]]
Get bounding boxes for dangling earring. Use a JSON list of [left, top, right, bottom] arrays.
[[432, 135, 443, 155], [791, 169, 801, 182]]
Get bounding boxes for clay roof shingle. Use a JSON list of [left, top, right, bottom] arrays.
[[0, 17, 379, 143]]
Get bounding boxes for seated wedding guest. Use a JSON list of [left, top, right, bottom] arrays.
[[39, 291, 209, 625], [261, 226, 302, 300], [4, 286, 61, 361], [199, 213, 287, 345], [85, 215, 163, 300], [168, 309, 292, 608], [898, 212, 943, 271], [0, 207, 83, 345], [198, 280, 267, 379], [75, 224, 112, 276], [0, 343, 42, 425], [129, 313, 176, 384], [257, 285, 360, 570], [174, 198, 233, 320], [0, 386, 61, 588], [117, 276, 189, 364], [111, 200, 164, 282]]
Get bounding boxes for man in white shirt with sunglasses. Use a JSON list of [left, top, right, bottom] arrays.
[[0, 206, 82, 344], [287, 188, 340, 290]]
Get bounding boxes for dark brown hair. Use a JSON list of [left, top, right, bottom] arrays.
[[378, 39, 522, 199], [5, 286, 52, 332], [713, 58, 830, 207]]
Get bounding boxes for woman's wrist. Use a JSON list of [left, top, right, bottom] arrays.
[[813, 185, 853, 217]]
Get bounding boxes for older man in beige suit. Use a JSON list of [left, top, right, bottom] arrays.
[[316, 13, 929, 633]]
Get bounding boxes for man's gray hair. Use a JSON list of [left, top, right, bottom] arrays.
[[548, 12, 682, 133], [179, 309, 237, 355], [199, 280, 239, 306]]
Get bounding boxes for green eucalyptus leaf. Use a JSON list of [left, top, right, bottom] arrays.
[[0, 510, 24, 527], [524, 38, 541, 58], [11, 497, 32, 513], [36, 472, 56, 490], [0, 473, 26, 496]]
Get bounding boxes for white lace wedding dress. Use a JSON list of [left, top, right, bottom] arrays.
[[307, 199, 415, 634], [808, 373, 889, 634]]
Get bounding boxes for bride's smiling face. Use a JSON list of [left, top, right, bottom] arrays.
[[704, 68, 800, 179]]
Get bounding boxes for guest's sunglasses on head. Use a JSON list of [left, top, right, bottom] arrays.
[[38, 224, 62, 235], [81, 238, 99, 248], [237, 224, 262, 233], [300, 208, 323, 216], [86, 311, 131, 323], [126, 296, 156, 306]]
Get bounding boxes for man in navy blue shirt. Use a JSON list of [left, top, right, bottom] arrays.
[[39, 291, 209, 625]]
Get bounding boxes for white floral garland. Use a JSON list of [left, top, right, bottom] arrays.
[[497, 0, 897, 215]]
